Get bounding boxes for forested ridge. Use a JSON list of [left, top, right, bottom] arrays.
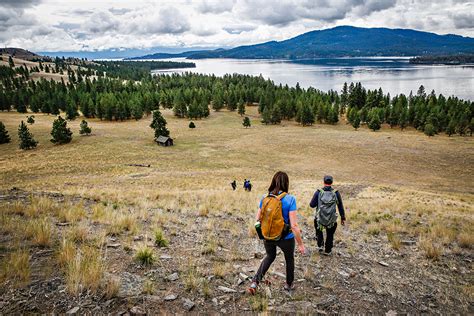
[[0, 55, 472, 137], [409, 54, 474, 65]]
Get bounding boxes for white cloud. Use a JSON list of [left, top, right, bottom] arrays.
[[0, 0, 472, 52]]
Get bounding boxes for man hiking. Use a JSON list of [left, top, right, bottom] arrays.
[[231, 180, 237, 191], [309, 175, 345, 255], [248, 171, 306, 295]]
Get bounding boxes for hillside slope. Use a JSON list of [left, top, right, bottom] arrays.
[[132, 26, 474, 60]]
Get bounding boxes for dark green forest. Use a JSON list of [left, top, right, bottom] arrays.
[[410, 54, 474, 65], [0, 59, 472, 136]]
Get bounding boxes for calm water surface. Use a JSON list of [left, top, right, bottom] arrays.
[[151, 57, 474, 100]]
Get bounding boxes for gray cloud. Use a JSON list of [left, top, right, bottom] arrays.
[[109, 7, 132, 15], [83, 11, 119, 34], [0, 0, 40, 8], [223, 24, 257, 34], [133, 7, 191, 35], [240, 0, 397, 26], [452, 12, 474, 29], [197, 0, 235, 14]]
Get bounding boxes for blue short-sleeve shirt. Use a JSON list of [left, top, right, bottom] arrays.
[[259, 193, 297, 240]]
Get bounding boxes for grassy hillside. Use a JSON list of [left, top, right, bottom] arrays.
[[0, 108, 472, 313]]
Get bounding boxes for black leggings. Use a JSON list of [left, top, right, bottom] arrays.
[[253, 238, 295, 286]]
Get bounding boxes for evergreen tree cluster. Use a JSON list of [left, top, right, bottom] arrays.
[[1, 56, 472, 138], [344, 83, 473, 136]]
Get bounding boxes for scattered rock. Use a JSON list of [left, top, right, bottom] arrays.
[[239, 272, 249, 280], [212, 298, 218, 306], [182, 298, 195, 311], [339, 271, 350, 278], [146, 295, 161, 303], [254, 252, 264, 259], [237, 278, 243, 286], [118, 272, 144, 297], [164, 294, 178, 301], [107, 243, 121, 248], [160, 254, 172, 260], [386, 310, 397, 316], [265, 287, 272, 299], [130, 306, 146, 315], [378, 261, 389, 267], [133, 235, 144, 241], [271, 271, 286, 278], [56, 222, 70, 226], [66, 306, 80, 314], [166, 273, 179, 282], [401, 240, 416, 246], [218, 286, 237, 293]]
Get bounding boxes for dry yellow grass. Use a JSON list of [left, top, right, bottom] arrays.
[[26, 218, 53, 247], [65, 245, 105, 295], [0, 249, 30, 286]]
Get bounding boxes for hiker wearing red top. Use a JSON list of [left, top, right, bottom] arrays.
[[248, 171, 306, 295]]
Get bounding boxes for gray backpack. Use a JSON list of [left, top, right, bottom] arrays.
[[317, 189, 338, 227]]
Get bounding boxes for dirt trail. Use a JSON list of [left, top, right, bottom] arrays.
[[0, 188, 472, 314]]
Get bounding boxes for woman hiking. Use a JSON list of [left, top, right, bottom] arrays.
[[248, 171, 306, 294]]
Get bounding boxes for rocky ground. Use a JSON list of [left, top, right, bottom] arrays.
[[0, 187, 473, 314]]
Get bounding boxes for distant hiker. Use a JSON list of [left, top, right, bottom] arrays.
[[231, 180, 237, 191], [248, 171, 306, 295], [309, 175, 345, 255], [244, 179, 251, 191]]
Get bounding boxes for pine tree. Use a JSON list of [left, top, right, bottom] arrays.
[[16, 103, 27, 113], [189, 121, 196, 129], [399, 108, 408, 131], [66, 98, 78, 120], [150, 110, 169, 139], [243, 116, 251, 128], [237, 99, 245, 116], [187, 99, 200, 119], [8, 56, 14, 68], [351, 111, 361, 130], [270, 105, 282, 124], [0, 121, 11, 144], [446, 119, 456, 136], [131, 100, 143, 120], [261, 106, 271, 124], [424, 123, 435, 137], [300, 103, 315, 126], [327, 106, 339, 124], [173, 91, 187, 118], [212, 91, 224, 111], [18, 121, 37, 149], [51, 116, 73, 144], [79, 120, 92, 136], [368, 114, 381, 131], [27, 115, 35, 124]]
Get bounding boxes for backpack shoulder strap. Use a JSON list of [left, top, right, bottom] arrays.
[[277, 192, 287, 200]]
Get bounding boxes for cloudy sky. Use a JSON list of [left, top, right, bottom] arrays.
[[1, 0, 473, 52]]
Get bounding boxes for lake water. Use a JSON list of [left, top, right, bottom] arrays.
[[151, 57, 474, 101]]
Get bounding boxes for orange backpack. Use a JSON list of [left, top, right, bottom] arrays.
[[259, 192, 290, 241]]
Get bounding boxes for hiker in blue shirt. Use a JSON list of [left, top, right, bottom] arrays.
[[248, 171, 306, 295]]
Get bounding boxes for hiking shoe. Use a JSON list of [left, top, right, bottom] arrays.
[[318, 247, 324, 253], [247, 282, 258, 295], [284, 283, 295, 292], [322, 251, 332, 256]]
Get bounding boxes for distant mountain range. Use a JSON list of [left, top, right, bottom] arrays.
[[129, 26, 474, 60]]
